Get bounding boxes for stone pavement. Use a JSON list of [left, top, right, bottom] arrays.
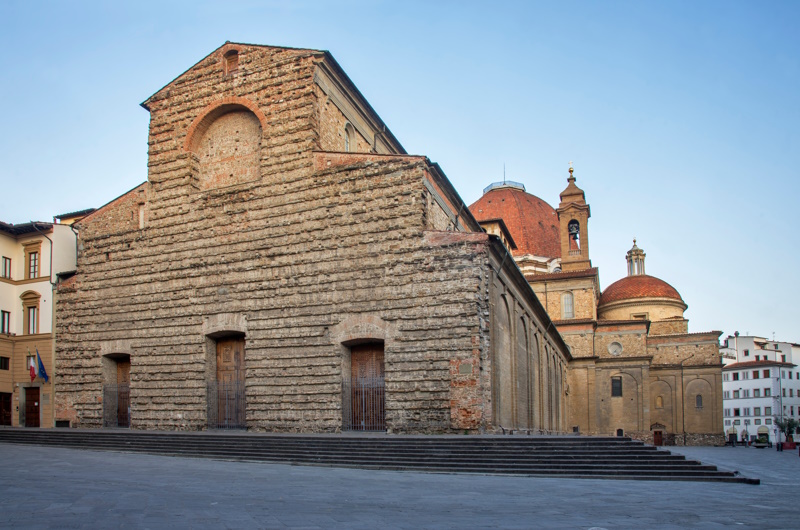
[[0, 442, 797, 529]]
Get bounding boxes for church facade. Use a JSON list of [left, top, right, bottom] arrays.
[[470, 172, 725, 445], [55, 43, 570, 434]]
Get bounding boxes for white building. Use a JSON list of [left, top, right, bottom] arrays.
[[721, 334, 800, 444], [0, 211, 87, 427]]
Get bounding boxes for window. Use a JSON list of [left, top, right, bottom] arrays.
[[562, 292, 574, 319], [783, 389, 787, 397], [723, 390, 730, 399], [695, 395, 703, 409], [743, 407, 750, 416], [631, 313, 648, 320], [732, 373, 739, 381], [21, 290, 41, 336], [724, 408, 731, 417], [725, 420, 731, 426], [734, 408, 740, 417], [27, 306, 38, 334], [792, 406, 795, 416], [733, 390, 740, 399], [754, 419, 761, 425], [344, 123, 355, 153], [766, 419, 772, 425], [1, 257, 10, 279], [734, 419, 741, 425], [754, 407, 761, 416], [743, 389, 750, 398], [782, 355, 786, 362], [223, 50, 239, 75], [0, 356, 8, 370], [791, 389, 794, 398], [0, 310, 9, 334], [742, 372, 749, 380], [763, 369, 770, 378], [755, 355, 759, 361], [782, 371, 786, 379], [753, 389, 760, 398], [765, 407, 771, 415], [764, 388, 771, 397], [723, 373, 729, 382], [611, 376, 622, 397], [743, 349, 749, 357], [753, 370, 759, 379], [28, 251, 39, 278]]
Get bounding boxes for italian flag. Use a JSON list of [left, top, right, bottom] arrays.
[[29, 357, 36, 382]]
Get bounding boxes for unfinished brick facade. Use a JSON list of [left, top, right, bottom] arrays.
[[55, 43, 569, 434]]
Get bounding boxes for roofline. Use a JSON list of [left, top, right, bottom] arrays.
[[141, 41, 322, 111], [475, 218, 518, 249], [315, 51, 406, 154], [0, 221, 54, 237], [75, 181, 147, 228]]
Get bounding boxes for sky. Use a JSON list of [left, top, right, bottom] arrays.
[[1, 0, 798, 342]]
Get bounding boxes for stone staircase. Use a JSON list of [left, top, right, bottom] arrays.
[[0, 429, 758, 484]]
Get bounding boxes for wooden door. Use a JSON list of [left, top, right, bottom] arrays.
[[350, 344, 385, 431], [216, 338, 245, 428], [117, 359, 131, 427], [653, 430, 663, 446], [25, 387, 40, 428], [0, 392, 11, 426]]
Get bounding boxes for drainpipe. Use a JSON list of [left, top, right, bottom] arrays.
[[30, 222, 56, 428]]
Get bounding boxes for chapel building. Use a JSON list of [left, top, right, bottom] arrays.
[[470, 171, 724, 445], [55, 43, 570, 434]]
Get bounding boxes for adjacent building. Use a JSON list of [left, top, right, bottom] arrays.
[[0, 213, 83, 427], [721, 334, 800, 443]]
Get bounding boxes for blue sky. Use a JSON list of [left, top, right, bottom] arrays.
[[1, 1, 798, 342]]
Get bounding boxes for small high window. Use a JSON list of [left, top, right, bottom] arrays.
[[224, 50, 239, 75], [743, 349, 749, 357], [561, 292, 574, 319], [344, 123, 355, 152], [696, 395, 703, 409], [611, 376, 622, 397]]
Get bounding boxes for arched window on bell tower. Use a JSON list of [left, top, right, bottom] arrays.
[[568, 220, 580, 251]]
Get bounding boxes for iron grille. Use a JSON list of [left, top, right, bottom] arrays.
[[207, 381, 246, 430], [103, 384, 130, 428], [342, 375, 385, 431]]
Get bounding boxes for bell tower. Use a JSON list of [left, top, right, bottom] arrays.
[[557, 164, 592, 271]]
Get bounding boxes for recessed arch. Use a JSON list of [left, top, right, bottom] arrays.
[[184, 97, 268, 153]]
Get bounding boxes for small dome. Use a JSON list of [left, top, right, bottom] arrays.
[[598, 275, 684, 307], [469, 184, 561, 259]]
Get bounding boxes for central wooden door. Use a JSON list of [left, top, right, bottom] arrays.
[[349, 344, 385, 431], [117, 359, 131, 427], [216, 338, 245, 428], [0, 392, 11, 426], [25, 387, 40, 428]]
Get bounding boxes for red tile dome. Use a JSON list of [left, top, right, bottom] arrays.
[[599, 275, 684, 306], [469, 184, 561, 259]]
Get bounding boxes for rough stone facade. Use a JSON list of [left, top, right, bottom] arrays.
[[55, 43, 569, 434]]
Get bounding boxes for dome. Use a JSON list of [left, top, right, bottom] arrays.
[[598, 275, 684, 307], [469, 183, 561, 259]]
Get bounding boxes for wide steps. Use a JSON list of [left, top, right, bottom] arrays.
[[0, 429, 759, 484]]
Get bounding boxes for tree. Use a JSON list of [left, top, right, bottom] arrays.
[[773, 417, 799, 442]]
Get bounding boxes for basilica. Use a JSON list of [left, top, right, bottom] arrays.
[[52, 42, 722, 445]]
